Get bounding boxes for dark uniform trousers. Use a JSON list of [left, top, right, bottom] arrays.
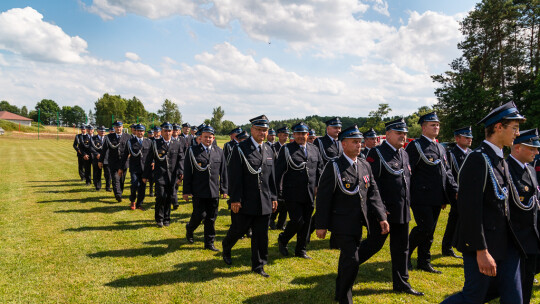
[[315, 155, 387, 304], [82, 156, 92, 183], [406, 136, 457, 267], [222, 138, 277, 272], [442, 142, 524, 303], [129, 172, 146, 207], [187, 197, 219, 245], [111, 167, 127, 198], [361, 143, 413, 291], [155, 181, 174, 224], [442, 146, 469, 252], [77, 154, 85, 180], [281, 200, 313, 255]]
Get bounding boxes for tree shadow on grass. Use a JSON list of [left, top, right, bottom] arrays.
[[243, 272, 395, 304], [55, 205, 128, 214], [28, 179, 81, 183], [38, 196, 117, 204], [88, 238, 184, 258], [64, 220, 158, 232], [105, 250, 253, 287]]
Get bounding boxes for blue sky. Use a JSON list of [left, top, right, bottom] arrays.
[[0, 0, 478, 124]]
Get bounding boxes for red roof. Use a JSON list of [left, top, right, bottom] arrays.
[[0, 111, 33, 121]]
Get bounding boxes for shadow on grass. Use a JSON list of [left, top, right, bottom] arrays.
[[89, 238, 184, 258], [243, 272, 395, 304], [28, 179, 82, 183], [105, 251, 252, 287], [64, 220, 158, 232], [55, 205, 128, 214], [38, 196, 116, 204]]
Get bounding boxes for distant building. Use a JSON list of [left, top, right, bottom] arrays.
[[0, 111, 33, 126]]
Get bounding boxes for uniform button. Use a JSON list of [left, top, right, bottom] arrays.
[[465, 243, 469, 247]]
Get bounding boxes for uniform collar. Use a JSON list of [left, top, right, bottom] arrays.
[[456, 144, 469, 154], [509, 154, 526, 169], [383, 140, 397, 152], [422, 134, 437, 143], [483, 140, 504, 159], [250, 136, 261, 150], [343, 153, 357, 166]]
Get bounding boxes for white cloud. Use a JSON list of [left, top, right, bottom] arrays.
[[366, 0, 390, 17], [125, 52, 141, 61], [84, 0, 198, 20], [0, 7, 88, 63]]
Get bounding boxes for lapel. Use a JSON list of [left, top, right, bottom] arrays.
[[250, 137, 262, 159], [482, 142, 505, 179], [200, 144, 210, 161]]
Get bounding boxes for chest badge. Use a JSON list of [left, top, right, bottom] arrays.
[[429, 157, 434, 162], [342, 178, 346, 182], [345, 183, 351, 189], [519, 196, 524, 202], [524, 186, 529, 192]]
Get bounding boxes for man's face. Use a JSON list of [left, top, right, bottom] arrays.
[[154, 131, 161, 138], [136, 129, 145, 138], [98, 130, 105, 137], [201, 132, 215, 146], [500, 121, 520, 147], [81, 129, 86, 134], [327, 126, 341, 138], [190, 129, 197, 135], [114, 126, 123, 134], [87, 129, 94, 135], [277, 132, 288, 143], [267, 134, 275, 142], [308, 136, 316, 143], [422, 122, 440, 138], [455, 135, 472, 149], [130, 127, 135, 134], [293, 132, 308, 145], [172, 129, 179, 137], [251, 126, 268, 143], [182, 127, 189, 134], [364, 137, 377, 148], [385, 130, 407, 149], [513, 144, 539, 163], [162, 129, 172, 140], [342, 138, 362, 157]]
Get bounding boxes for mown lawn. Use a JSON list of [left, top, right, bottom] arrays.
[[0, 137, 536, 303]]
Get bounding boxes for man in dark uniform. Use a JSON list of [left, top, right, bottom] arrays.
[[361, 128, 377, 158], [406, 112, 458, 274], [315, 125, 389, 304], [121, 124, 152, 210], [275, 122, 323, 259], [266, 128, 276, 145], [100, 121, 131, 202], [270, 126, 290, 230], [153, 126, 162, 140], [222, 115, 278, 278], [90, 126, 111, 191], [170, 123, 186, 210], [73, 125, 88, 181], [501, 129, 540, 304], [310, 117, 343, 245], [441, 126, 473, 259], [441, 101, 526, 304], [307, 129, 317, 144], [142, 122, 184, 227], [362, 118, 423, 296], [224, 127, 242, 164], [180, 123, 190, 138], [80, 125, 94, 186], [147, 129, 155, 197], [147, 129, 154, 139], [184, 125, 228, 251]]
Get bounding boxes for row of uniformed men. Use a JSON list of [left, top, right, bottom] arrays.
[[73, 103, 540, 304]]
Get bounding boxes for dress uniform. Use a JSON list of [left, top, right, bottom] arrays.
[[143, 122, 184, 227], [307, 129, 317, 144], [361, 118, 423, 296], [190, 125, 199, 146], [405, 112, 458, 273], [171, 123, 187, 210], [266, 128, 276, 146], [315, 125, 388, 304], [147, 129, 155, 197], [73, 125, 89, 182], [222, 115, 278, 277], [79, 125, 94, 185], [441, 126, 473, 258], [360, 128, 377, 159], [184, 125, 228, 250], [441, 101, 526, 304], [90, 126, 111, 191], [224, 127, 242, 165], [275, 122, 323, 258], [101, 121, 131, 202], [498, 129, 540, 304], [270, 126, 290, 230], [121, 124, 152, 210]]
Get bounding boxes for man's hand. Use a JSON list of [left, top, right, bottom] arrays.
[[314, 187, 318, 197], [272, 201, 278, 213], [477, 249, 497, 277], [151, 163, 155, 170], [231, 202, 241, 213], [221, 193, 228, 199], [142, 178, 147, 183], [183, 194, 191, 202], [316, 229, 327, 239], [441, 204, 447, 210], [83, 155, 89, 160], [97, 154, 100, 160], [178, 175, 183, 183], [98, 162, 103, 169], [117, 169, 123, 177], [380, 220, 390, 234]]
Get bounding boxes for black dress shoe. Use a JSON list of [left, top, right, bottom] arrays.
[[172, 204, 179, 210], [442, 248, 462, 259], [186, 224, 194, 243], [269, 221, 276, 230], [115, 196, 122, 203], [246, 228, 252, 238], [148, 192, 154, 197], [156, 222, 164, 228], [417, 263, 442, 274], [295, 252, 312, 259], [106, 188, 112, 192], [163, 221, 170, 227], [278, 233, 289, 256], [254, 269, 270, 278], [407, 259, 413, 270], [205, 244, 219, 252], [395, 288, 424, 296], [222, 251, 232, 265]]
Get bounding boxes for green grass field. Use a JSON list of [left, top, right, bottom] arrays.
[[0, 137, 537, 303]]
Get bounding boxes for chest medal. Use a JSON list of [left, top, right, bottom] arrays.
[[524, 186, 529, 192]]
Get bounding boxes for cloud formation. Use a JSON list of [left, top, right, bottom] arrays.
[[0, 7, 88, 63]]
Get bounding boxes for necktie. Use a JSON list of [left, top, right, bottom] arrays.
[[139, 139, 142, 145], [303, 146, 307, 157], [352, 161, 357, 172], [258, 145, 261, 153]]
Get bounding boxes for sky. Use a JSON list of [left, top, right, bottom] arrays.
[[0, 0, 478, 125]]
